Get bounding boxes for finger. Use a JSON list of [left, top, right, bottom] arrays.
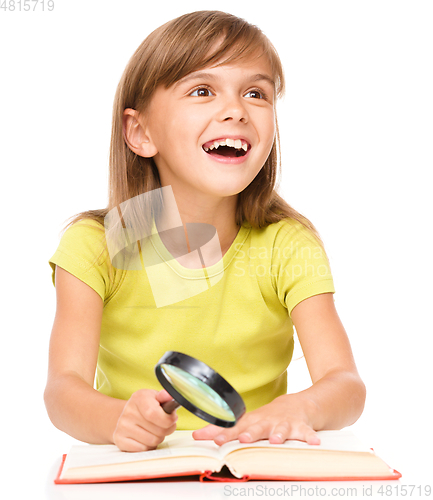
[[269, 422, 320, 445], [214, 421, 259, 446], [135, 414, 178, 437], [268, 421, 291, 444], [192, 424, 221, 440], [305, 429, 321, 445], [155, 389, 175, 404], [213, 427, 238, 445], [115, 436, 150, 452], [237, 421, 273, 443], [292, 423, 320, 445], [116, 406, 176, 442], [135, 395, 178, 429], [114, 424, 166, 452]]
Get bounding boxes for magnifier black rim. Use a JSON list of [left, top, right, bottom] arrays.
[[155, 351, 246, 428]]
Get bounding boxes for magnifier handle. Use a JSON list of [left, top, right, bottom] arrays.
[[161, 399, 181, 414]]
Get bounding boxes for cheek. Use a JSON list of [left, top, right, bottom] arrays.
[[167, 109, 201, 144], [150, 101, 188, 145], [267, 112, 276, 142], [259, 113, 276, 155], [255, 105, 275, 136]]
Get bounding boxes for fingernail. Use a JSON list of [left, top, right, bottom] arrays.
[[272, 433, 284, 443], [216, 434, 227, 444]]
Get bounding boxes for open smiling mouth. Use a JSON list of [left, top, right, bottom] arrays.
[[202, 138, 251, 158]]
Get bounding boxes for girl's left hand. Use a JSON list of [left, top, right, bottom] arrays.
[[192, 394, 321, 446]]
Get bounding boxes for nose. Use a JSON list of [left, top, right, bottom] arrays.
[[218, 94, 249, 124]]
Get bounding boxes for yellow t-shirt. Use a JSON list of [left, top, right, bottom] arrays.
[[48, 218, 335, 429]]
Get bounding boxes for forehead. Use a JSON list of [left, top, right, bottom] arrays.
[[172, 53, 275, 88]]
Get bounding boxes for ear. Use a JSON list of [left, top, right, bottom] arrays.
[[122, 108, 158, 157]]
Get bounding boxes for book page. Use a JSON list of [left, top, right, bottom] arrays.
[[62, 431, 222, 472], [163, 430, 224, 457], [62, 429, 372, 475], [219, 429, 374, 457]]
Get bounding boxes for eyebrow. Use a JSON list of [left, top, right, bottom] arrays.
[[174, 72, 275, 89]]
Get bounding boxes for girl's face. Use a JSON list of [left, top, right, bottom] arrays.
[[141, 55, 276, 203]]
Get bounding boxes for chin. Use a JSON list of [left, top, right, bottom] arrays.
[[205, 185, 246, 199]]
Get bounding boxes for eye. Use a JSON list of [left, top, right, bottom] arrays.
[[190, 87, 214, 97], [244, 89, 266, 99]]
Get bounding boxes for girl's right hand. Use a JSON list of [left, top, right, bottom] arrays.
[[113, 389, 178, 452]]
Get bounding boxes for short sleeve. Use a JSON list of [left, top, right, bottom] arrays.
[[48, 220, 111, 301], [273, 221, 335, 317]]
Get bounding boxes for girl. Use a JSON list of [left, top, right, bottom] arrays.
[[44, 10, 366, 453]]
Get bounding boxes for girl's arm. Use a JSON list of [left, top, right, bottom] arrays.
[[193, 293, 366, 445], [44, 266, 177, 451]]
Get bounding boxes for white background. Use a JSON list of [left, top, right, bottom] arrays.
[[1, 1, 432, 498]]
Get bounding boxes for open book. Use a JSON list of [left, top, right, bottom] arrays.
[[55, 430, 401, 484]]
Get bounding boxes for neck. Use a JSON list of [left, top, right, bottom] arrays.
[[156, 188, 240, 263]]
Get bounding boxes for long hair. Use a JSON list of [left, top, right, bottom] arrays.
[[66, 10, 323, 247]]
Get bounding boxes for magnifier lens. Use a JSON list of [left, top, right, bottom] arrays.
[[160, 363, 236, 422]]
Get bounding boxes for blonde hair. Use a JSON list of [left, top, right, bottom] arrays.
[[66, 10, 323, 247]]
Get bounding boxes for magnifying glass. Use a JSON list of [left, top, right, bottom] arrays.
[[155, 351, 246, 427]]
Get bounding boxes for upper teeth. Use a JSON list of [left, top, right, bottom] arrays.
[[203, 138, 248, 152]]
